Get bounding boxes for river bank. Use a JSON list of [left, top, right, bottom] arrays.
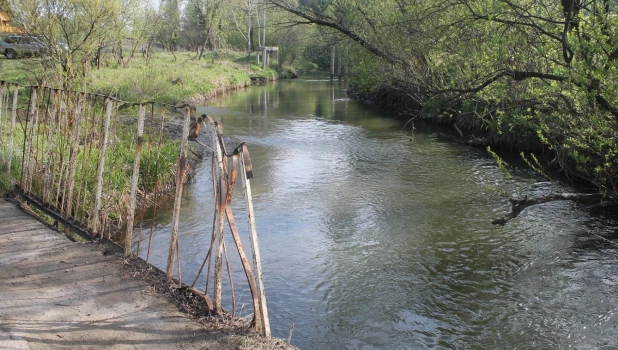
[[346, 84, 618, 212]]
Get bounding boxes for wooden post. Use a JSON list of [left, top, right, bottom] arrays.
[[0, 82, 7, 168], [42, 90, 57, 204], [263, 47, 267, 69], [224, 205, 263, 334], [64, 93, 84, 219], [0, 82, 4, 160], [125, 104, 146, 256], [344, 47, 349, 78], [211, 121, 226, 314], [330, 46, 335, 79], [21, 87, 38, 193], [7, 84, 17, 176], [166, 105, 191, 281], [220, 152, 263, 333], [92, 97, 113, 236], [240, 146, 270, 337]]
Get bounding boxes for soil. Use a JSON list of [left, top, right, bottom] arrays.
[[0, 199, 295, 350]]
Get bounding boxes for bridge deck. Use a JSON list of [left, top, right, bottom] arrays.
[[0, 199, 234, 350]]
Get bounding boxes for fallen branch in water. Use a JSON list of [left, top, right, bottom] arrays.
[[492, 193, 616, 225]]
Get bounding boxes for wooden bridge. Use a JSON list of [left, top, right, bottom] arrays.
[[0, 199, 252, 349], [0, 81, 271, 340]]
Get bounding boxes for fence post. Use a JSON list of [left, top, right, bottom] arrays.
[[42, 90, 57, 204], [92, 97, 113, 236], [0, 82, 4, 161], [210, 120, 226, 314], [21, 87, 38, 193], [64, 93, 84, 219], [240, 146, 270, 337], [8, 84, 17, 176], [125, 104, 146, 256], [166, 105, 191, 281], [330, 46, 335, 79]]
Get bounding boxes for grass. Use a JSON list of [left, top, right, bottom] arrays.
[[0, 49, 306, 103], [87, 51, 253, 103], [0, 56, 46, 85], [0, 48, 307, 235]]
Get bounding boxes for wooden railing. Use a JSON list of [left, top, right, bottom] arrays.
[[0, 81, 270, 337]]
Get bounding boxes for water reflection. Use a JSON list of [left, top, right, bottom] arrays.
[[138, 74, 618, 349]]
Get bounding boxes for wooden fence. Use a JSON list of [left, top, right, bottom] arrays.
[[0, 81, 270, 337]]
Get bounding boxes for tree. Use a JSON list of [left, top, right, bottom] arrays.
[[10, 0, 123, 87], [159, 0, 181, 52], [183, 0, 225, 59], [272, 0, 618, 198], [0, 0, 12, 16]]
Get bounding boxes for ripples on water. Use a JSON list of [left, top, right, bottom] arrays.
[[137, 77, 618, 349]]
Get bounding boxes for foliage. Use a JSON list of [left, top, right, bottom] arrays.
[[9, 0, 125, 87], [268, 63, 297, 78], [273, 0, 618, 198]]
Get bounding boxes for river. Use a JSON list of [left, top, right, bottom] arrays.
[[137, 74, 618, 349]]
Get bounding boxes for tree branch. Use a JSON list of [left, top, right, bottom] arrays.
[[270, 0, 401, 66], [492, 193, 614, 225]]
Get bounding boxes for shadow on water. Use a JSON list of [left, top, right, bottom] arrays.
[[137, 73, 618, 349]]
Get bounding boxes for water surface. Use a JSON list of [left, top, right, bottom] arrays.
[[138, 75, 618, 349]]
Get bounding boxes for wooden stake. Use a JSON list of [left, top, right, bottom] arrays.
[[42, 90, 57, 204], [7, 84, 17, 176], [125, 104, 145, 256], [92, 98, 113, 236], [208, 118, 226, 314], [64, 93, 84, 219], [240, 146, 270, 337], [21, 87, 37, 192], [166, 105, 191, 280]]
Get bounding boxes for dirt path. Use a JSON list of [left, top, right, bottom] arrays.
[[0, 199, 289, 350]]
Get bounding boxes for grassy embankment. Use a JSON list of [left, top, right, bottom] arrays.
[[0, 50, 299, 101], [0, 50, 301, 206]]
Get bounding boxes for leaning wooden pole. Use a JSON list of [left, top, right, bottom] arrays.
[[92, 97, 113, 236], [209, 119, 226, 314], [125, 104, 146, 256], [166, 105, 191, 281], [240, 146, 270, 337], [222, 153, 262, 333]]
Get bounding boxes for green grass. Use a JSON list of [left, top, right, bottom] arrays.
[[0, 49, 292, 104], [87, 51, 253, 103], [0, 56, 47, 86]]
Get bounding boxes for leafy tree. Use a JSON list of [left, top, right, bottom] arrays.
[[10, 0, 124, 87], [0, 0, 12, 16], [159, 0, 181, 51], [272, 0, 618, 197], [183, 0, 225, 59]]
